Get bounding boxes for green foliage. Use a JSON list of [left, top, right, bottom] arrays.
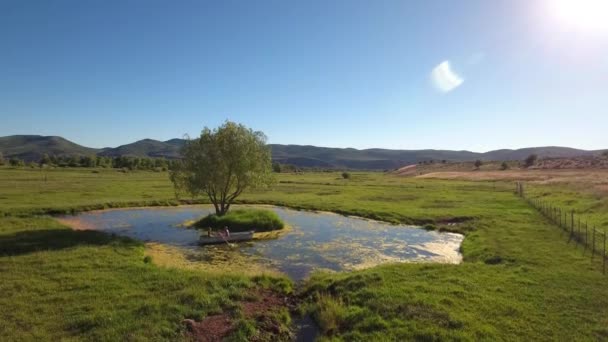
[[272, 162, 282, 173], [195, 209, 284, 232], [170, 121, 274, 216], [39, 153, 51, 166], [341, 172, 351, 179], [524, 154, 538, 167], [474, 159, 483, 169], [8, 158, 24, 167], [227, 319, 258, 341], [500, 161, 509, 170]]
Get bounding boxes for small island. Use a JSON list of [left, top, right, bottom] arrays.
[[194, 208, 285, 232], [193, 208, 286, 245]]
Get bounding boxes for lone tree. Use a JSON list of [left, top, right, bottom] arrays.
[[474, 160, 483, 169], [500, 161, 509, 170], [0, 152, 4, 166], [524, 154, 538, 168], [169, 121, 273, 216]]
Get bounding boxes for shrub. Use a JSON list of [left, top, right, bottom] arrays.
[[342, 172, 351, 179], [194, 208, 284, 232], [272, 162, 282, 173], [474, 160, 483, 169], [423, 223, 437, 230], [500, 161, 509, 170], [524, 154, 537, 168], [9, 158, 24, 167]]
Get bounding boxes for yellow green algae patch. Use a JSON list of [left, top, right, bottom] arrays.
[[253, 224, 293, 240], [144, 242, 282, 276]]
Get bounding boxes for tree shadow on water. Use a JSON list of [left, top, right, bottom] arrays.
[[0, 229, 140, 256]]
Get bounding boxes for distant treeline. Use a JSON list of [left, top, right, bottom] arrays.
[[0, 154, 344, 173], [0, 153, 178, 171]]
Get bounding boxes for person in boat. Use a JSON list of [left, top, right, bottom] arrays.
[[223, 226, 230, 238]]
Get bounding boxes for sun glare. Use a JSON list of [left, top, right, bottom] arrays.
[[550, 0, 608, 33]]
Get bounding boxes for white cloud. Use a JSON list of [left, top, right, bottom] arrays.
[[430, 61, 464, 93]]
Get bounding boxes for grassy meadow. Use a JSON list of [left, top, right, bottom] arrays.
[[1, 167, 608, 340]]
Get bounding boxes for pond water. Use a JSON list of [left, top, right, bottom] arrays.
[[60, 206, 463, 280]]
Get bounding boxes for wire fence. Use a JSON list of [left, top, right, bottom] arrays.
[[515, 182, 607, 274]]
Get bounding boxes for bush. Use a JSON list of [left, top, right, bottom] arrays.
[[524, 154, 537, 168], [194, 208, 284, 232], [500, 161, 509, 170], [342, 172, 351, 179], [423, 223, 437, 231], [474, 160, 482, 169]]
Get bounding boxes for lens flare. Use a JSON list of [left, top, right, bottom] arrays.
[[430, 61, 464, 93], [549, 0, 608, 33]]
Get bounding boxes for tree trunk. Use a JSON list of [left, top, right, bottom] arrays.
[[216, 202, 229, 216]]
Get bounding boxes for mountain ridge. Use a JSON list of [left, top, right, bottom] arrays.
[[1, 134, 605, 170]]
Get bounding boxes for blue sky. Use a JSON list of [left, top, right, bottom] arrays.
[[1, 0, 606, 151]]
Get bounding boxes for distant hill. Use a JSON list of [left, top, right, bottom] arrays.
[[269, 145, 481, 169], [0, 135, 99, 161], [0, 135, 605, 170], [98, 139, 182, 159], [481, 147, 596, 161]]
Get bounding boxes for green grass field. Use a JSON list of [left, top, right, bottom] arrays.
[[1, 167, 607, 340]]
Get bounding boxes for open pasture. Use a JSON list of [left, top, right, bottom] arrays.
[[1, 167, 608, 340]]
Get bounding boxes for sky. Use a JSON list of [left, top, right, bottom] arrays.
[[1, 0, 607, 152]]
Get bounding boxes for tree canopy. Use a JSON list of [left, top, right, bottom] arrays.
[[169, 121, 273, 216]]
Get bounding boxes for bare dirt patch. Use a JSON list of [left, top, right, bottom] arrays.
[[55, 216, 96, 230], [416, 169, 608, 194], [183, 289, 290, 342]]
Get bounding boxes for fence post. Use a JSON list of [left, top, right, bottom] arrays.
[[592, 227, 596, 259], [602, 229, 606, 274], [571, 210, 574, 235], [585, 222, 588, 250]]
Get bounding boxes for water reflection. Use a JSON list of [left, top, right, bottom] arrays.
[[60, 206, 463, 280]]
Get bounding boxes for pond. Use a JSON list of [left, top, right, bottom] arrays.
[[59, 206, 463, 280]]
